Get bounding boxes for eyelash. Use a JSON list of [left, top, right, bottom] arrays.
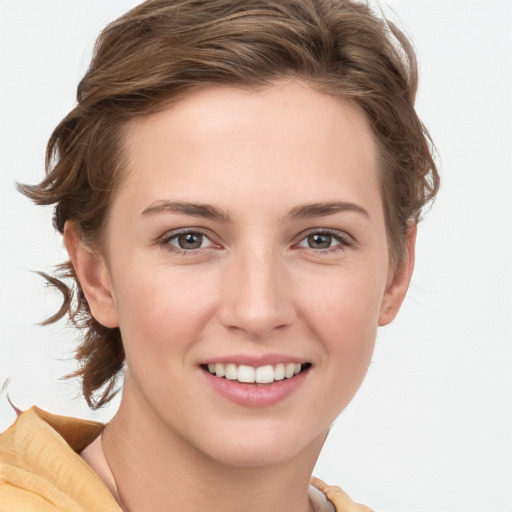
[[158, 228, 354, 256], [294, 228, 354, 255], [159, 228, 217, 256]]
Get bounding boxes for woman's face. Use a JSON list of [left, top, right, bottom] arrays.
[[79, 81, 413, 467]]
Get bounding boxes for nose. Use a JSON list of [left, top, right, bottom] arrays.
[[218, 246, 295, 340]]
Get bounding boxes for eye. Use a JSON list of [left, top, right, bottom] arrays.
[[296, 230, 351, 252], [300, 233, 337, 249], [162, 230, 216, 252]]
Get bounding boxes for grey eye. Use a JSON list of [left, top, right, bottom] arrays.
[[176, 232, 204, 249], [306, 233, 334, 249], [297, 231, 347, 252]]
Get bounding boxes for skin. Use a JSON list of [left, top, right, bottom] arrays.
[[68, 80, 416, 512]]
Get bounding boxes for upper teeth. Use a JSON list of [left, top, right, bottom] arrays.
[[206, 363, 303, 384]]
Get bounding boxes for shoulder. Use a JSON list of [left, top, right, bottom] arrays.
[[311, 476, 375, 512], [0, 407, 120, 512]]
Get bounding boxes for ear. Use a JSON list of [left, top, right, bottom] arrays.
[[63, 221, 119, 328], [378, 225, 417, 326]]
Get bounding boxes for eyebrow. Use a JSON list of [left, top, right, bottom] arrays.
[[141, 200, 230, 221], [141, 200, 369, 222], [286, 201, 370, 220]]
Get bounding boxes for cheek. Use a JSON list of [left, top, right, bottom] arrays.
[[296, 266, 384, 377], [110, 261, 219, 362], [316, 297, 377, 382], [298, 264, 384, 334], [303, 288, 379, 421]]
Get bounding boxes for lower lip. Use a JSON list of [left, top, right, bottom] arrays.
[[202, 368, 309, 407]]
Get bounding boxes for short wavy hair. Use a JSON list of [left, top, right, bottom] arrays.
[[20, 0, 439, 408]]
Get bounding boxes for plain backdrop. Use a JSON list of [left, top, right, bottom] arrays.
[[0, 1, 511, 511]]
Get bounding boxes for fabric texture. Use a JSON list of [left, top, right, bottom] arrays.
[[0, 407, 373, 511]]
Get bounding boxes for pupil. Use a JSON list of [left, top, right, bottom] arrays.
[[178, 233, 202, 249], [308, 234, 331, 249]]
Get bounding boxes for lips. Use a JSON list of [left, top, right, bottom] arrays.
[[201, 361, 311, 407], [204, 362, 310, 384]]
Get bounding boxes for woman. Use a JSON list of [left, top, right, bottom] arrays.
[[0, 0, 439, 510]]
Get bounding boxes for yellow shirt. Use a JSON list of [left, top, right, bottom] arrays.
[[0, 407, 373, 512]]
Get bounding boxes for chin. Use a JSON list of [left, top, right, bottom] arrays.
[[193, 423, 328, 469]]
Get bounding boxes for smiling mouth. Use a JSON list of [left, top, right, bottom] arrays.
[[201, 362, 312, 385]]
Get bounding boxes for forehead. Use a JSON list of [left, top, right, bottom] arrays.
[[117, 80, 380, 217]]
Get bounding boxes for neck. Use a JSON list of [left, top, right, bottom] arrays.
[[100, 379, 326, 512]]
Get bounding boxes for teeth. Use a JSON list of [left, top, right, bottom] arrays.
[[214, 363, 225, 378], [205, 362, 307, 384], [274, 363, 285, 381], [225, 363, 237, 380], [284, 363, 295, 379], [238, 365, 255, 383], [255, 365, 274, 384]]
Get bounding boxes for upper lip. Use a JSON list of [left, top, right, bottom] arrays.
[[200, 354, 309, 367]]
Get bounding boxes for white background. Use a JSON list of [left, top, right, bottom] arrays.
[[0, 1, 511, 511]]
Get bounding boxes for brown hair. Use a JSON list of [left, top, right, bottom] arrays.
[[20, 0, 439, 409]]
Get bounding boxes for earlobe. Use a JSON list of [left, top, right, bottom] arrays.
[[378, 225, 417, 326], [63, 221, 119, 328]]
